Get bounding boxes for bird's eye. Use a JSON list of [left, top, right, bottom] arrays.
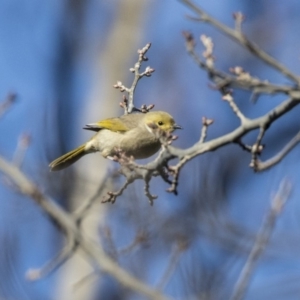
[[158, 121, 164, 126]]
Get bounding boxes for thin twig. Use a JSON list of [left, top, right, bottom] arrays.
[[0, 92, 17, 118], [101, 226, 119, 260], [0, 155, 171, 300], [140, 95, 300, 196], [144, 174, 158, 205], [222, 93, 249, 125], [12, 133, 31, 168], [103, 91, 300, 202], [115, 43, 155, 114], [233, 12, 245, 33], [230, 179, 292, 300], [118, 231, 149, 255], [26, 238, 76, 281], [181, 0, 300, 84], [73, 170, 115, 222], [102, 178, 133, 204], [156, 239, 188, 291], [250, 126, 266, 170], [182, 32, 295, 96], [255, 130, 300, 171], [199, 117, 214, 143]]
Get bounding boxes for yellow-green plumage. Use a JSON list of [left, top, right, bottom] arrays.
[[49, 144, 86, 171], [49, 111, 181, 171], [94, 118, 129, 132]]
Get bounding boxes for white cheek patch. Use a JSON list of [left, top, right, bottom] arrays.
[[145, 123, 154, 134]]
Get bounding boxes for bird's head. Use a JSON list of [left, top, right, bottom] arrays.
[[143, 111, 181, 133]]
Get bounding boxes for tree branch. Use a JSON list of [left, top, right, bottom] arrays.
[[114, 43, 155, 114], [230, 179, 292, 300], [0, 155, 171, 300], [182, 31, 299, 97], [181, 0, 300, 84], [254, 130, 300, 171]]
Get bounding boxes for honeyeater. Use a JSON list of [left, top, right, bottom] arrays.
[[49, 111, 181, 171]]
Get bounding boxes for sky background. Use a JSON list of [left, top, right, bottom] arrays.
[[1, 0, 300, 299]]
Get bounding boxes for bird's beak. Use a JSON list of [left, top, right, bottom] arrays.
[[173, 124, 182, 130], [83, 123, 102, 132]]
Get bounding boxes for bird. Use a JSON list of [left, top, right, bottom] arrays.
[[49, 111, 181, 171]]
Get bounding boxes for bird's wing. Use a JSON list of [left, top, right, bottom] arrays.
[[83, 117, 129, 132]]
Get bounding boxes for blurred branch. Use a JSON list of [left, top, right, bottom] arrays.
[[230, 179, 292, 300], [73, 170, 114, 224], [12, 133, 31, 168], [0, 155, 171, 300], [0, 93, 17, 118], [118, 230, 149, 255], [156, 239, 189, 291], [26, 237, 76, 280], [182, 31, 298, 97], [180, 0, 300, 84]]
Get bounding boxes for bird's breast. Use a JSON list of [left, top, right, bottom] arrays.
[[86, 128, 161, 159]]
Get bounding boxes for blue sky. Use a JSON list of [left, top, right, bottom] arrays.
[[1, 1, 300, 299]]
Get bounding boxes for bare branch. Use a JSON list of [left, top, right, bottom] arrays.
[[12, 133, 31, 168], [200, 34, 215, 68], [101, 226, 119, 260], [118, 230, 150, 255], [233, 12, 245, 33], [156, 239, 189, 291], [182, 32, 297, 95], [254, 130, 300, 171], [102, 177, 133, 204], [222, 93, 248, 125], [103, 93, 300, 202], [114, 43, 155, 114], [181, 0, 300, 84], [133, 95, 300, 198], [144, 175, 158, 206], [249, 126, 266, 170], [0, 92, 17, 118], [26, 238, 77, 281], [230, 179, 292, 300], [0, 155, 171, 300], [73, 170, 113, 221], [199, 117, 214, 143]]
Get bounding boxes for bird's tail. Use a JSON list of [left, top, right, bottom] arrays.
[[49, 144, 86, 171]]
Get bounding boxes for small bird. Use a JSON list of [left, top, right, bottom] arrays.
[[49, 111, 181, 171]]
